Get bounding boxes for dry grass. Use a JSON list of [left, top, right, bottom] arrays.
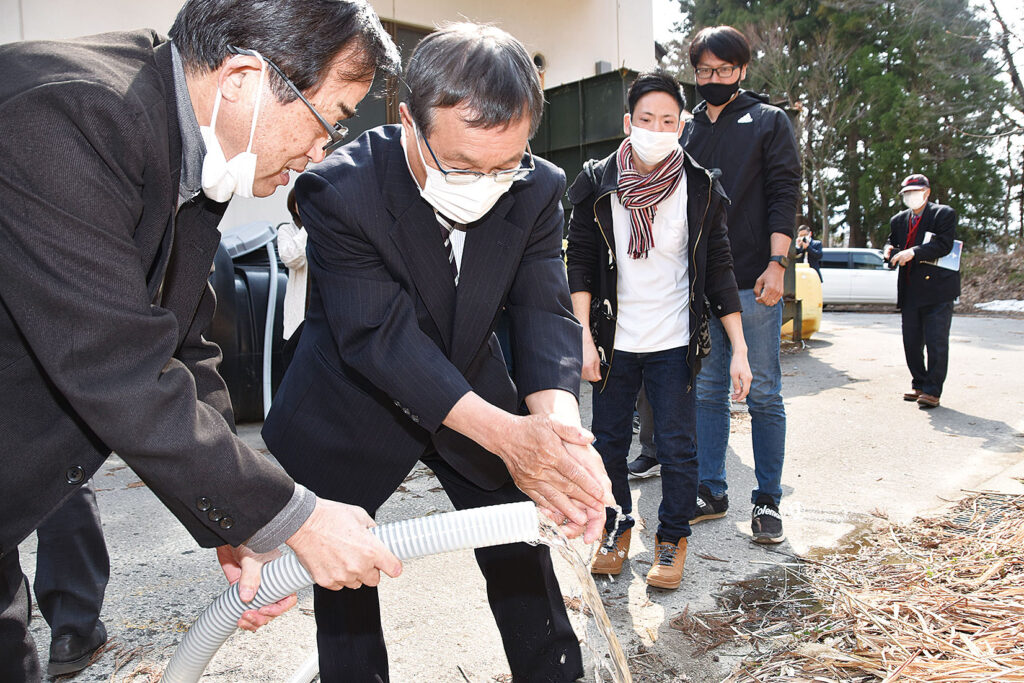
[[959, 251, 1024, 309], [672, 489, 1024, 682]]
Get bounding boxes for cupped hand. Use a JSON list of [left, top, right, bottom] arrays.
[[891, 249, 915, 266], [216, 545, 298, 632], [495, 414, 611, 533]]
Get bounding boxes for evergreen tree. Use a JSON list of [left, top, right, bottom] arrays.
[[669, 0, 1010, 248]]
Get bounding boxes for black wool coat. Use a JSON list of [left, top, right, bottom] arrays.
[[886, 202, 961, 309], [0, 31, 294, 557]]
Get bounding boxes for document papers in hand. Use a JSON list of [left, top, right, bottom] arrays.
[[922, 232, 962, 271]]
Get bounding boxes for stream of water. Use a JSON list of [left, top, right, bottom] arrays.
[[535, 516, 632, 683]]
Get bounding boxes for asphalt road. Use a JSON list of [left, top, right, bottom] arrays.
[[18, 312, 1024, 682]]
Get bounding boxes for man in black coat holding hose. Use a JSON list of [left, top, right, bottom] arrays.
[[0, 2, 406, 679]]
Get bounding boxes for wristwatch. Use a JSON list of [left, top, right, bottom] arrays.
[[768, 255, 790, 269]]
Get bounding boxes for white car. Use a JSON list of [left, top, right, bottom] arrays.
[[820, 248, 898, 305]]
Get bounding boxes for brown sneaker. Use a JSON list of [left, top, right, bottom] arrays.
[[646, 536, 688, 589], [903, 389, 922, 401], [591, 528, 631, 575], [917, 393, 940, 408]]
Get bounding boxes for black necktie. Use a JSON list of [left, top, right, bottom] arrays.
[[435, 212, 460, 284]]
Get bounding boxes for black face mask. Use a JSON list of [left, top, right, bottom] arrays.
[[697, 81, 740, 107]]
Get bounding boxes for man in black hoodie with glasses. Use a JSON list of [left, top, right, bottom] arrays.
[[682, 25, 801, 545]]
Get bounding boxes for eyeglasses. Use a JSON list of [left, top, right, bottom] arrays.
[[228, 46, 349, 155], [694, 65, 740, 80], [416, 128, 535, 185]]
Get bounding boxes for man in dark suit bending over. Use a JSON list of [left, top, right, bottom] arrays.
[[262, 23, 614, 683], [0, 2, 407, 679]]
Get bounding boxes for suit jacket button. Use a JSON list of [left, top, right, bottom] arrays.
[[207, 508, 224, 522], [196, 497, 212, 511], [65, 466, 85, 485], [219, 517, 234, 530], [411, 414, 420, 423]]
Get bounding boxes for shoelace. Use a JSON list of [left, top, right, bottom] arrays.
[[600, 532, 624, 553], [656, 542, 678, 565]]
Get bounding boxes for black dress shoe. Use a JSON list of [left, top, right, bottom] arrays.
[[48, 622, 107, 676]]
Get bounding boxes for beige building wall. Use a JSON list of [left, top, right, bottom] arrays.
[[3, 0, 655, 85], [368, 0, 655, 87], [0, 0, 180, 44], [1, 0, 654, 227]]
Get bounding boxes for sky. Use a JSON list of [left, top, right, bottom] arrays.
[[651, 0, 1024, 44]]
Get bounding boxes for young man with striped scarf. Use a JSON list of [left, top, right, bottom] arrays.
[[566, 71, 752, 589]]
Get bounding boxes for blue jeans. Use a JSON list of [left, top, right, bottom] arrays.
[[591, 346, 696, 544], [696, 290, 786, 506]]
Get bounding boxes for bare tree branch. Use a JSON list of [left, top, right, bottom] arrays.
[[988, 0, 1024, 111]]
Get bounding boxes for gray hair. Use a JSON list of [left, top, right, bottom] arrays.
[[404, 22, 544, 138], [170, 0, 400, 103]]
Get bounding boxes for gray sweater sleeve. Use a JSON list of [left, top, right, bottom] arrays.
[[244, 483, 317, 553]]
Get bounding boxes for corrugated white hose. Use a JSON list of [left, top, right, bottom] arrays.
[[162, 501, 541, 683]]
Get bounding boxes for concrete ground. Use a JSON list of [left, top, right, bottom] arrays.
[[18, 312, 1024, 682]]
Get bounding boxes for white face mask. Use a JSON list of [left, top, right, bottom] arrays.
[[200, 54, 267, 202], [901, 189, 927, 211], [628, 118, 681, 166], [408, 123, 516, 224]]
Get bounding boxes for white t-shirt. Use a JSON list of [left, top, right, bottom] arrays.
[[611, 173, 690, 353]]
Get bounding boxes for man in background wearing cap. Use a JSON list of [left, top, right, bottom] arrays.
[[884, 174, 961, 408]]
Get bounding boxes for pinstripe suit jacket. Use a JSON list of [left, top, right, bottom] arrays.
[[0, 31, 294, 557], [262, 125, 582, 510]]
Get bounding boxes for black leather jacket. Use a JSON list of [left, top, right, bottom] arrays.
[[565, 150, 741, 392]]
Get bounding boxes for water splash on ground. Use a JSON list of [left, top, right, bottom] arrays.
[[535, 513, 632, 683]]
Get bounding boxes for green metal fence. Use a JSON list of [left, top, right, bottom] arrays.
[[532, 69, 637, 199]]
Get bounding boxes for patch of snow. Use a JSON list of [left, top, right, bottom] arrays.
[[975, 300, 1024, 312]]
